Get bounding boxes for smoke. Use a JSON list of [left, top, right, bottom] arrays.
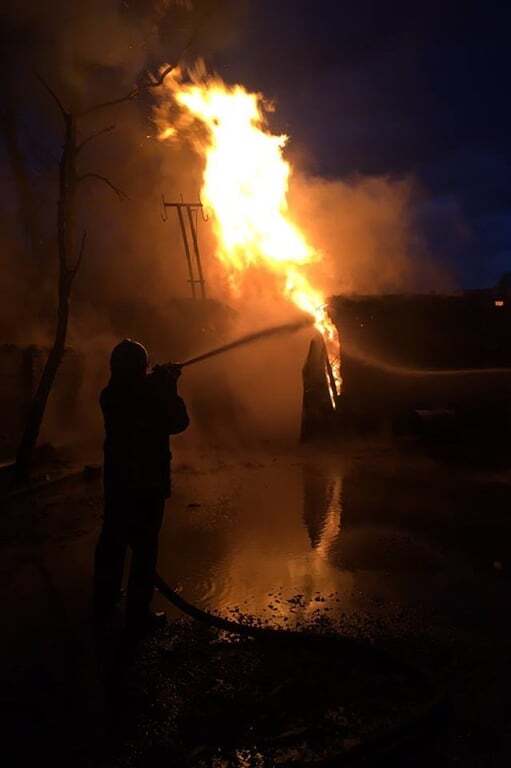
[[2, 1, 245, 99], [0, 2, 222, 338], [0, 6, 460, 453], [0, 1, 252, 453], [178, 172, 452, 448], [146, 69, 456, 447], [289, 173, 453, 297]]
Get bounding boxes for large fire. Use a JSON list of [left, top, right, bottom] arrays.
[[155, 66, 341, 402]]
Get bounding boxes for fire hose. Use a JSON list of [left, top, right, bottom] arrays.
[[179, 317, 314, 368], [166, 317, 511, 380], [150, 319, 447, 761], [153, 570, 446, 763]]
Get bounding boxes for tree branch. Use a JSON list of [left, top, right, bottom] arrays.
[[36, 73, 69, 119], [78, 88, 139, 118], [70, 230, 87, 278], [77, 172, 127, 200], [77, 124, 116, 153], [77, 13, 204, 118], [147, 63, 177, 89], [145, 18, 204, 91]]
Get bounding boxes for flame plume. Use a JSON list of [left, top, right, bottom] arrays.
[[156, 66, 341, 402]]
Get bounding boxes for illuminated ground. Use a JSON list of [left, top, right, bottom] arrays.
[[3, 440, 511, 765]]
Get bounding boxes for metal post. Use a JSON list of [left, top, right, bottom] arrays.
[[175, 204, 196, 299], [186, 205, 207, 299], [162, 198, 206, 300]]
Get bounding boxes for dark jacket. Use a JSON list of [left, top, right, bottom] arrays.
[[101, 368, 189, 498]]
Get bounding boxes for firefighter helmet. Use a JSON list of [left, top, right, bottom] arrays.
[[110, 339, 148, 374]]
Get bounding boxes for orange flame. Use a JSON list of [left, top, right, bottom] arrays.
[[156, 66, 341, 401]]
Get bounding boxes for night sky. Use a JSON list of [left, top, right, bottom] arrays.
[[2, 1, 510, 296], [213, 1, 511, 287]]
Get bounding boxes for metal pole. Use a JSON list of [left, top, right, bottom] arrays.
[[186, 205, 207, 299], [176, 204, 196, 299]]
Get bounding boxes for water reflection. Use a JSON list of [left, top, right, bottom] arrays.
[[158, 455, 353, 624], [280, 466, 346, 622], [158, 451, 453, 627], [303, 467, 343, 558], [157, 448, 504, 630]]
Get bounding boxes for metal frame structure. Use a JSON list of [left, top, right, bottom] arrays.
[[162, 195, 207, 299]]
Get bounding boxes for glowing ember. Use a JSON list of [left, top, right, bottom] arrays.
[[155, 65, 341, 402]]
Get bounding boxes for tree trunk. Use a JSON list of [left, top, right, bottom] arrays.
[[15, 290, 71, 480], [15, 114, 79, 482]]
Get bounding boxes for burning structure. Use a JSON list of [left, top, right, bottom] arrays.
[[155, 67, 511, 445], [4, 59, 507, 456], [4, 60, 503, 458], [155, 65, 341, 416]]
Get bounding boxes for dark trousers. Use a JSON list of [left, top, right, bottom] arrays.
[[94, 489, 165, 626]]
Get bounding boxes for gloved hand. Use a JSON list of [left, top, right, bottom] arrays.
[[163, 362, 183, 381], [152, 362, 183, 383]]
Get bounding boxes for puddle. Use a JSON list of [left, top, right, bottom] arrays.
[[155, 443, 511, 635], [157, 450, 458, 627], [158, 456, 353, 625]]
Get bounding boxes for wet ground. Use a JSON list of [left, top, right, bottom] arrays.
[[155, 440, 511, 645], [3, 438, 511, 765]]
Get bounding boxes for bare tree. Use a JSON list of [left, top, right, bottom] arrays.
[[13, 56, 190, 482], [14, 79, 124, 482], [11, 0, 214, 481]]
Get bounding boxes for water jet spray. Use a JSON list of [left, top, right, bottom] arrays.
[[161, 317, 315, 371]]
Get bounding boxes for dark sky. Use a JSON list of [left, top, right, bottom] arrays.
[[213, 0, 511, 287]]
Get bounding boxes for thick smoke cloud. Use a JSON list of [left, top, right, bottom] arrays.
[[0, 1, 242, 324], [0, 2, 453, 450], [0, 1, 248, 448], [290, 174, 452, 296]]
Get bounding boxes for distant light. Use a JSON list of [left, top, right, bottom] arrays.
[[495, 299, 505, 307]]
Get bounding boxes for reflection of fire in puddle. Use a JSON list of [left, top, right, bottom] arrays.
[[313, 474, 343, 560], [285, 469, 345, 621], [158, 452, 478, 638], [160, 458, 353, 626]]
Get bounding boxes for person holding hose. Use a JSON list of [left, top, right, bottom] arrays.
[[93, 339, 189, 637]]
